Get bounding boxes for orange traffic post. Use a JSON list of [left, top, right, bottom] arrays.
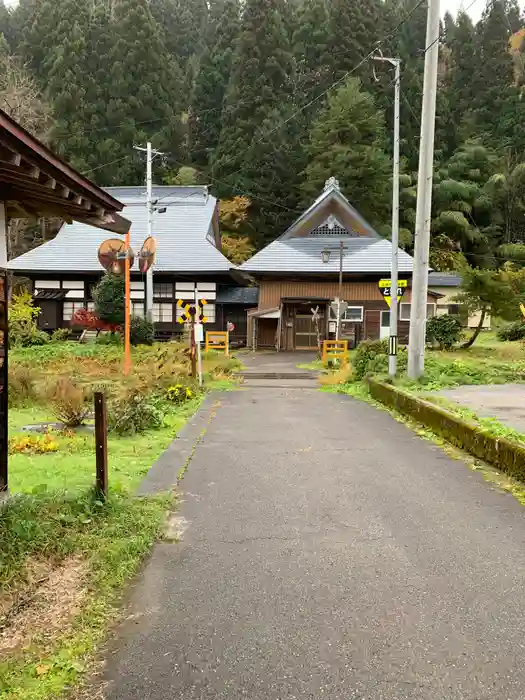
[[124, 229, 131, 376]]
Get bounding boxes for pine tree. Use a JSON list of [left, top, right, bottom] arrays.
[[212, 0, 300, 244], [302, 77, 391, 230], [292, 0, 332, 101], [190, 0, 240, 165], [150, 0, 208, 102], [100, 0, 184, 183], [329, 0, 386, 84], [473, 0, 516, 137], [0, 0, 11, 46], [444, 11, 477, 149]]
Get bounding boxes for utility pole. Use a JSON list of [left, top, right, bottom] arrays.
[[408, 0, 440, 379], [336, 240, 344, 341], [374, 55, 401, 377], [133, 142, 164, 321]]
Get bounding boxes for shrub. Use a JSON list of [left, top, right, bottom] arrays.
[[47, 376, 91, 426], [426, 315, 462, 350], [108, 387, 164, 435], [166, 383, 195, 404], [93, 273, 125, 325], [130, 317, 154, 346], [9, 433, 59, 454], [50, 328, 71, 342], [9, 364, 36, 406], [9, 290, 49, 347], [354, 339, 389, 379], [95, 331, 122, 345], [497, 321, 525, 341]]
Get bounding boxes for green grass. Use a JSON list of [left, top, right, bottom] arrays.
[[0, 490, 170, 700], [1, 338, 238, 700], [8, 401, 200, 494]]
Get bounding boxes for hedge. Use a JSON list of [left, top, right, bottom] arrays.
[[368, 379, 525, 483]]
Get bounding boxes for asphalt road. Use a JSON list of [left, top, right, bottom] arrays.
[[104, 388, 525, 700]]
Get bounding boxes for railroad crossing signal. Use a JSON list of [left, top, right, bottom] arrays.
[[177, 298, 208, 324], [378, 279, 408, 308]]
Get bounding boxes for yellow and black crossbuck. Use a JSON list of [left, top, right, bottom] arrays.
[[176, 298, 208, 324]]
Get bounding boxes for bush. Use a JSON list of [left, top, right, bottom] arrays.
[[95, 331, 122, 345], [497, 321, 525, 341], [108, 387, 164, 435], [130, 317, 154, 346], [354, 339, 389, 379], [9, 364, 36, 406], [50, 328, 71, 342], [9, 290, 50, 347], [166, 383, 195, 405], [9, 433, 59, 454], [353, 339, 408, 380], [426, 315, 462, 350], [93, 273, 125, 325], [47, 376, 91, 426]]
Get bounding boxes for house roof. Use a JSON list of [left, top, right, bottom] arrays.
[[427, 272, 462, 287], [241, 177, 414, 275], [7, 186, 237, 276], [281, 177, 379, 240], [216, 286, 259, 305], [241, 237, 414, 275], [0, 108, 129, 233]]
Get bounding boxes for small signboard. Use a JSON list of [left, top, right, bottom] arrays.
[[378, 279, 407, 308], [330, 300, 348, 318], [195, 324, 204, 343]]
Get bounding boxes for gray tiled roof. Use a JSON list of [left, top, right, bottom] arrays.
[[216, 286, 259, 305], [427, 272, 462, 287], [241, 236, 414, 274], [7, 186, 234, 274]]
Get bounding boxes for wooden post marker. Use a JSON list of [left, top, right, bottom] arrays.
[[94, 392, 108, 497]]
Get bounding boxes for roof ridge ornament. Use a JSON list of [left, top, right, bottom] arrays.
[[323, 176, 340, 192]]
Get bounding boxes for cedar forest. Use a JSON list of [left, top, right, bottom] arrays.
[[1, 0, 525, 273]]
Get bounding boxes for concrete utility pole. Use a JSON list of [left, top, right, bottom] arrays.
[[337, 240, 344, 341], [408, 0, 440, 379], [133, 142, 164, 321], [374, 55, 401, 377]]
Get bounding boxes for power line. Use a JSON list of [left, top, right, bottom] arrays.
[[213, 0, 428, 180], [81, 155, 131, 175], [165, 156, 301, 214]]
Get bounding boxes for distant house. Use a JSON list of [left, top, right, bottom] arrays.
[[241, 177, 438, 350], [7, 186, 252, 342], [427, 272, 491, 329]]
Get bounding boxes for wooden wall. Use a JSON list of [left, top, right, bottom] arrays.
[[258, 280, 436, 311]]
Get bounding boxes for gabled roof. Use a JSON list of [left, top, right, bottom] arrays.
[[241, 178, 414, 275], [7, 186, 236, 276], [281, 177, 379, 240], [241, 236, 414, 274]]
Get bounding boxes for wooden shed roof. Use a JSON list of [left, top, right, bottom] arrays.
[[0, 108, 129, 234]]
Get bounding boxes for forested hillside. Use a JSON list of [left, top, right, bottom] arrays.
[[1, 0, 525, 266]]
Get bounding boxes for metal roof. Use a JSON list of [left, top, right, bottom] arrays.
[[7, 186, 234, 274], [427, 272, 462, 287], [241, 236, 414, 274], [216, 286, 259, 305]]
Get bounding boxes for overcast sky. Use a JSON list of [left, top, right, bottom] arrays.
[[3, 0, 524, 25]]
